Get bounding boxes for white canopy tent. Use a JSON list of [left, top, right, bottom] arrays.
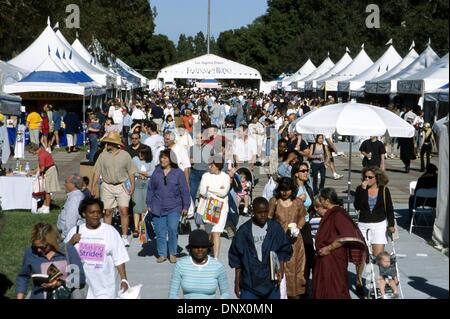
[[365, 46, 419, 94], [319, 46, 373, 92], [115, 57, 149, 88], [282, 59, 316, 90], [157, 54, 262, 83], [338, 44, 402, 93], [307, 51, 352, 91], [397, 53, 449, 95], [8, 20, 110, 87], [425, 83, 449, 102], [4, 53, 100, 96], [296, 56, 334, 92], [369, 46, 440, 95]]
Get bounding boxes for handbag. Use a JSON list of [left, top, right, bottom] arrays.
[[178, 216, 192, 235], [201, 193, 225, 225]]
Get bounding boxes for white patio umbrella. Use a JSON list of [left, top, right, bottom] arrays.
[[295, 102, 415, 211]]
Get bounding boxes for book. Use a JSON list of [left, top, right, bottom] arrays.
[[269, 251, 280, 281], [32, 264, 62, 286]]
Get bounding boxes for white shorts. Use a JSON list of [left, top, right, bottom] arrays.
[[358, 220, 388, 245]]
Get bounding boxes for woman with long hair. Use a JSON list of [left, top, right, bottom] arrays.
[[268, 177, 307, 299], [291, 161, 315, 297]]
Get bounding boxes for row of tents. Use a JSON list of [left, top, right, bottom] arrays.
[[272, 41, 449, 102], [0, 18, 150, 115]]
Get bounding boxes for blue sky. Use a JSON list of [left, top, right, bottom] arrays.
[[149, 0, 268, 44]]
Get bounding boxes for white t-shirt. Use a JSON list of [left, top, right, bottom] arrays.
[[143, 134, 165, 162], [112, 109, 124, 125], [131, 109, 146, 121], [172, 143, 191, 171], [65, 223, 130, 299], [233, 137, 257, 163]]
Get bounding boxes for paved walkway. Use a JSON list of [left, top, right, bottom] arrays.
[[6, 144, 448, 299]]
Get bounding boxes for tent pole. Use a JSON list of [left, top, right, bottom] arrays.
[[82, 96, 86, 146], [347, 136, 352, 213]]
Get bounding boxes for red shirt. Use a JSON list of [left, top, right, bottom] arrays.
[[37, 149, 55, 171], [41, 115, 50, 134]]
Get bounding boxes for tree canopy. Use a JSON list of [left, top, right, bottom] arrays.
[[217, 0, 449, 79]]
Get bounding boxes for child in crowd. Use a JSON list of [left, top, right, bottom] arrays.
[[163, 115, 176, 133], [377, 251, 399, 299], [236, 173, 250, 214]]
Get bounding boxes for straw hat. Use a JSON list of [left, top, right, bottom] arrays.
[[101, 132, 123, 146]]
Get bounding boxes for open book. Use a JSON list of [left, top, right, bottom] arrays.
[[270, 251, 280, 281], [32, 263, 62, 286]]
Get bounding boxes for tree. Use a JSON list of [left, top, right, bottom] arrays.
[[176, 34, 195, 62], [193, 31, 207, 56]]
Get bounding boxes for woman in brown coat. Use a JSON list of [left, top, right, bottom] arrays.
[[269, 177, 306, 299]]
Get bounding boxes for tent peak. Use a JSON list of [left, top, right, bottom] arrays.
[[47, 17, 51, 26], [409, 41, 416, 51], [346, 47, 351, 53], [385, 38, 393, 46]]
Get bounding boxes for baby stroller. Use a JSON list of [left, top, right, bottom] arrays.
[[232, 167, 255, 217], [363, 230, 404, 299]]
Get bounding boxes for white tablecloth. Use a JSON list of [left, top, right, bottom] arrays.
[[0, 176, 35, 211]]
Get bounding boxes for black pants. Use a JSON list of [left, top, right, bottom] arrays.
[[311, 162, 326, 195], [420, 143, 432, 170], [301, 222, 315, 295]]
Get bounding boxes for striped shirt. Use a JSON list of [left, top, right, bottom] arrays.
[[169, 256, 231, 299]]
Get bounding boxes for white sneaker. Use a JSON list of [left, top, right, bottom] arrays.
[[333, 173, 343, 180], [37, 205, 50, 214], [55, 145, 60, 149], [122, 236, 130, 247]]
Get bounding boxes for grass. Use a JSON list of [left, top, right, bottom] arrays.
[[0, 204, 60, 299]]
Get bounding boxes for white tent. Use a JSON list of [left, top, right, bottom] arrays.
[[296, 56, 334, 92], [397, 53, 449, 95], [157, 54, 262, 82], [425, 83, 449, 102], [433, 117, 449, 247], [307, 51, 352, 91], [370, 46, 440, 95], [320, 46, 373, 92], [8, 20, 110, 87], [365, 47, 419, 94], [0, 60, 28, 91], [338, 45, 402, 93], [71, 37, 121, 81], [282, 59, 316, 89], [4, 53, 97, 96], [115, 57, 149, 88]]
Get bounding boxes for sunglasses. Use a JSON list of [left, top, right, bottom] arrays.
[[164, 176, 167, 186], [364, 175, 375, 180], [299, 169, 309, 173]]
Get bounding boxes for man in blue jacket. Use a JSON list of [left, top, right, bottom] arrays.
[[229, 197, 292, 299]]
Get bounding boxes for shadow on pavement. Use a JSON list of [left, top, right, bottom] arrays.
[[407, 276, 449, 299], [137, 241, 187, 259]]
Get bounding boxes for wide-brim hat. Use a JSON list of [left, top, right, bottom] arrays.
[[186, 230, 213, 249], [100, 132, 124, 146]]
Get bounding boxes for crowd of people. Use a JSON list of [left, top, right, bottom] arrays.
[[7, 88, 440, 300]]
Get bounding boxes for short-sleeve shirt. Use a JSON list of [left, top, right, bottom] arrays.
[[252, 222, 268, 262], [27, 112, 42, 130], [37, 148, 55, 170], [359, 139, 386, 167], [234, 137, 257, 163], [94, 150, 137, 184]]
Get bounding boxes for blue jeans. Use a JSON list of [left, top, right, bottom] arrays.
[[88, 136, 98, 163], [311, 162, 326, 195], [152, 212, 180, 257], [240, 287, 280, 299], [189, 169, 207, 206]]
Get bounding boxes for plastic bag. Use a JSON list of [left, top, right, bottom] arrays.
[[262, 177, 277, 200], [117, 281, 142, 299]]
